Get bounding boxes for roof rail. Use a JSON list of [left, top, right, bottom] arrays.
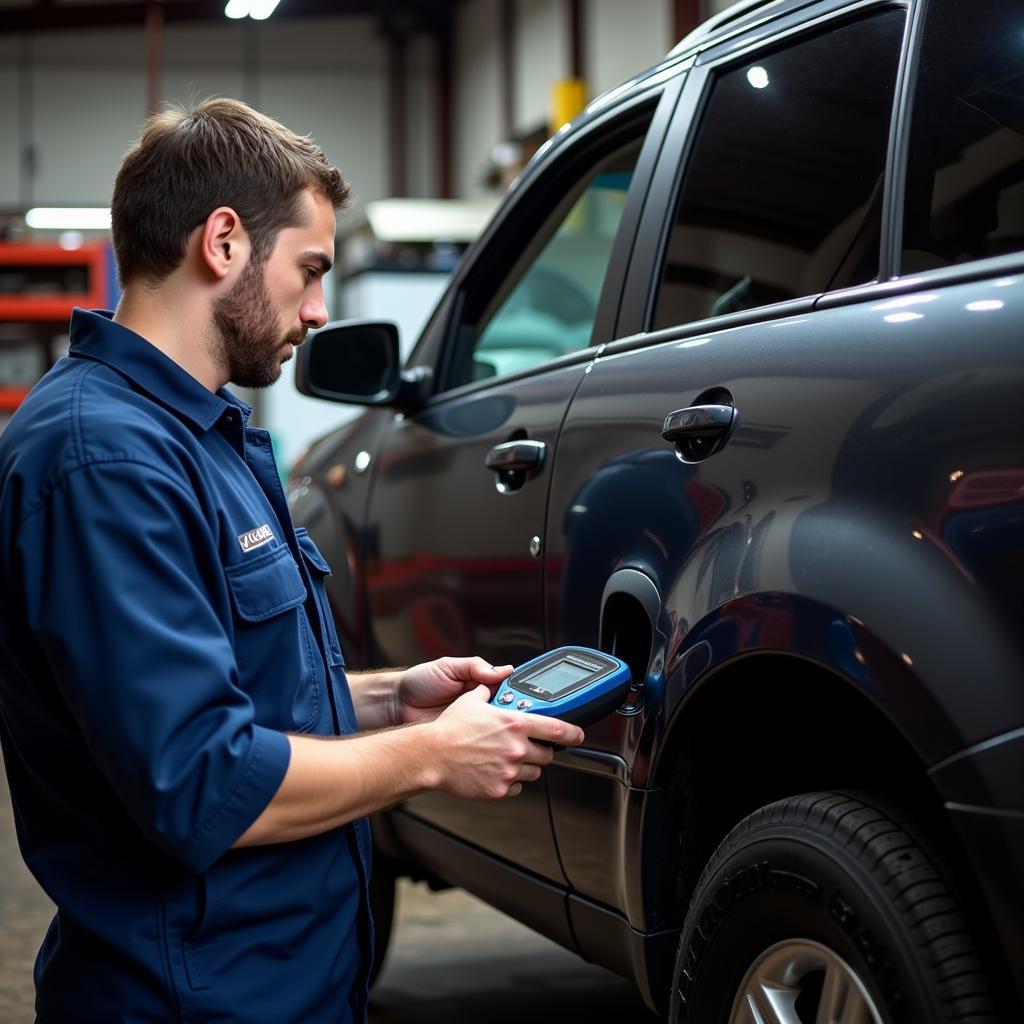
[[667, 0, 781, 58]]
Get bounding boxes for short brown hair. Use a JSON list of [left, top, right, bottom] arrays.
[[111, 98, 350, 285]]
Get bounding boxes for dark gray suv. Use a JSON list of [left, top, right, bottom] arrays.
[[289, 0, 1024, 1019]]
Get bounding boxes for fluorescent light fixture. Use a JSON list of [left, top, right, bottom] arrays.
[[249, 0, 282, 19], [225, 0, 281, 17], [965, 299, 1004, 312], [26, 207, 111, 230], [884, 311, 924, 324], [747, 66, 769, 89]]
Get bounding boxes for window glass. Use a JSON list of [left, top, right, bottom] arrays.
[[457, 138, 643, 387], [652, 10, 905, 331], [901, 0, 1024, 272]]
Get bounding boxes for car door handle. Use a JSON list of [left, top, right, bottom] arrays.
[[662, 404, 736, 462], [485, 440, 546, 493], [485, 439, 546, 474]]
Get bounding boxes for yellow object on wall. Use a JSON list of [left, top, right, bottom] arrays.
[[551, 78, 587, 134]]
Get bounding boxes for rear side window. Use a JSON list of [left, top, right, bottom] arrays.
[[901, 0, 1024, 271], [652, 10, 905, 331]]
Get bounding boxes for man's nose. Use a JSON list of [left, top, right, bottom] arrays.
[[300, 293, 329, 330]]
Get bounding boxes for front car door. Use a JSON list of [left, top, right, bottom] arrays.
[[364, 74, 685, 887]]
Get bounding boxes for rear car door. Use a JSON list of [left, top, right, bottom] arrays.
[[363, 75, 684, 879], [542, 0, 912, 941]]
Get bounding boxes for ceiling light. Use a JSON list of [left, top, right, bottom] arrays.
[[225, 0, 281, 18]]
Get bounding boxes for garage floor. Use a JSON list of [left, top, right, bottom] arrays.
[[0, 763, 656, 1022]]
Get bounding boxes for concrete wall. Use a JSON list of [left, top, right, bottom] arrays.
[[0, 16, 403, 211], [1, 1, 705, 211]]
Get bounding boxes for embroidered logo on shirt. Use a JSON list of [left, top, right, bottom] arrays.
[[238, 524, 275, 552]]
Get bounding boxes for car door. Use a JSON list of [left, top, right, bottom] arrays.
[[363, 75, 685, 879], [541, 0, 912, 941]]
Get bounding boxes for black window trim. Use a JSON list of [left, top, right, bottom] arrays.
[[426, 77, 684, 404], [617, 0, 912, 342]]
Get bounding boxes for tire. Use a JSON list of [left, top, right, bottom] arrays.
[[368, 854, 397, 988], [669, 792, 999, 1024]]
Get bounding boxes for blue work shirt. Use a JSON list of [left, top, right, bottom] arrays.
[[0, 309, 372, 1023]]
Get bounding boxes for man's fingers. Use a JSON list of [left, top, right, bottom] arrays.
[[523, 740, 556, 767], [522, 714, 585, 747]]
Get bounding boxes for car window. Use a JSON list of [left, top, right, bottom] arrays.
[[651, 10, 906, 331], [900, 0, 1024, 272], [445, 127, 648, 390]]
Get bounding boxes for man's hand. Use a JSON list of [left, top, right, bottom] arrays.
[[235, 681, 587, 848], [394, 656, 514, 726], [421, 685, 585, 800]]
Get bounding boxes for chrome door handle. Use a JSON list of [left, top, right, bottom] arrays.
[[485, 439, 546, 493], [662, 404, 736, 462], [485, 439, 546, 474]]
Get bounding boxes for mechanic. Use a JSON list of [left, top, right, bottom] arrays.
[[0, 98, 584, 1024]]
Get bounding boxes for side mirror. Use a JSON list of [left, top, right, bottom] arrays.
[[295, 320, 430, 409]]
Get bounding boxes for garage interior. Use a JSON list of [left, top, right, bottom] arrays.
[[0, 2, 730, 1020]]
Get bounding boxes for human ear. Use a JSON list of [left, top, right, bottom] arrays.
[[199, 207, 249, 280]]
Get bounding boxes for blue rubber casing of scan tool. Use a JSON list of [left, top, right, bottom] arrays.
[[489, 646, 632, 727]]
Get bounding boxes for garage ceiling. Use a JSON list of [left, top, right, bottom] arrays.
[[0, 0, 458, 34]]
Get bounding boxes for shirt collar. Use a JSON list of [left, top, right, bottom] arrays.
[[68, 308, 250, 432]]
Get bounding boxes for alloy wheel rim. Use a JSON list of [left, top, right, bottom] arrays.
[[728, 938, 885, 1024]]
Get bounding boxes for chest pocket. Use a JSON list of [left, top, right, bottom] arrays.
[[225, 544, 306, 620], [224, 544, 322, 732], [295, 528, 345, 668]]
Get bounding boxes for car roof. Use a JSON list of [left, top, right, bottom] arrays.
[[666, 0, 792, 59]]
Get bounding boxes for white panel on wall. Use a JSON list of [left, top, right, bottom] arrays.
[[256, 15, 382, 72], [585, 0, 672, 99], [163, 23, 246, 75], [260, 70, 387, 210], [30, 26, 145, 70], [163, 69, 247, 115], [513, 0, 565, 136], [32, 68, 144, 205], [455, 0, 501, 199], [0, 69, 20, 207]]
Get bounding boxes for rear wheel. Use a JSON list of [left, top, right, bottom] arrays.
[[670, 792, 999, 1023]]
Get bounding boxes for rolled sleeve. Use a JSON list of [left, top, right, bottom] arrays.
[[17, 457, 291, 873]]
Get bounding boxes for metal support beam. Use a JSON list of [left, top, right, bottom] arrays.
[[568, 0, 583, 80], [499, 0, 515, 140], [672, 0, 703, 42], [145, 0, 163, 116], [387, 28, 408, 198], [434, 19, 453, 198]]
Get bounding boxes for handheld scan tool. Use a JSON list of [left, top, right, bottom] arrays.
[[490, 646, 632, 727]]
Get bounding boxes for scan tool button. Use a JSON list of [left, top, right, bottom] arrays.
[[517, 699, 533, 710], [498, 691, 515, 705]]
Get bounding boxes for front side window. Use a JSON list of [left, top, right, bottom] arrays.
[[445, 125, 649, 389], [901, 0, 1024, 272], [652, 10, 906, 331]]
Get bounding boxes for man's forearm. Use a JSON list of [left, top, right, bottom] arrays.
[[233, 726, 437, 847], [345, 669, 401, 731]]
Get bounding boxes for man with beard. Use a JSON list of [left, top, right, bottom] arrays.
[[0, 99, 582, 1023]]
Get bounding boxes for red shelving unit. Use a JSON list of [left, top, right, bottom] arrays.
[[0, 243, 108, 419]]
